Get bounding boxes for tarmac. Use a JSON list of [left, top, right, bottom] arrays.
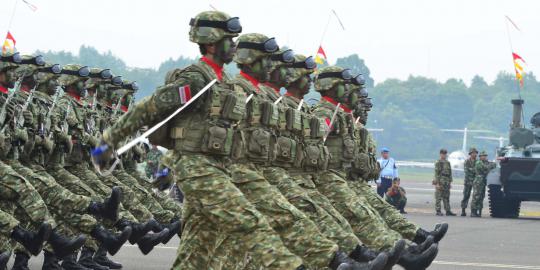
[[9, 179, 540, 270]]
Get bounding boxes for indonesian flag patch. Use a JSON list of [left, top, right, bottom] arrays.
[[178, 85, 192, 104]]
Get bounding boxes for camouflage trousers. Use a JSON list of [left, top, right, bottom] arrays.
[[315, 170, 401, 251], [470, 179, 486, 212], [0, 208, 19, 236], [125, 168, 183, 216], [461, 180, 473, 209], [66, 163, 138, 223], [264, 168, 360, 254], [385, 194, 407, 212], [435, 182, 451, 212], [348, 180, 418, 240], [222, 163, 338, 269], [0, 160, 56, 230], [112, 169, 176, 224], [165, 154, 302, 270]]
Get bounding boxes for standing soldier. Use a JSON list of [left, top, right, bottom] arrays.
[[461, 147, 478, 216], [433, 149, 456, 216], [470, 151, 496, 217], [145, 144, 162, 179]]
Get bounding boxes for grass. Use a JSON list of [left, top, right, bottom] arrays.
[[398, 167, 464, 185]]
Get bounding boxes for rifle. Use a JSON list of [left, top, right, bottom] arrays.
[[44, 86, 64, 139], [0, 77, 23, 127], [15, 84, 38, 128]]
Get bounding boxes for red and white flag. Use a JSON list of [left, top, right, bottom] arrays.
[[2, 31, 16, 55], [178, 85, 192, 104]]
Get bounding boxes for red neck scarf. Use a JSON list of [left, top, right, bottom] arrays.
[[201, 56, 224, 81], [67, 91, 82, 103], [240, 71, 260, 91], [322, 96, 352, 113], [0, 85, 7, 94]]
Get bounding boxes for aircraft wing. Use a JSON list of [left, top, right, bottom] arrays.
[[396, 160, 464, 171]]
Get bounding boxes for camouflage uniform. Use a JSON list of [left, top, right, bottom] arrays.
[[434, 158, 452, 213], [471, 155, 496, 213], [461, 157, 477, 210], [312, 66, 402, 252], [101, 11, 302, 270], [145, 147, 162, 178], [384, 186, 407, 211]]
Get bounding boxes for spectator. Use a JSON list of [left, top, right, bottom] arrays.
[[385, 178, 407, 214], [377, 147, 398, 197]]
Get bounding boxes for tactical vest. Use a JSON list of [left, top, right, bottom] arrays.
[[150, 62, 246, 157], [350, 122, 379, 181]]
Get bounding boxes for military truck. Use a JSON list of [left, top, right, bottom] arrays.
[[487, 99, 540, 218]]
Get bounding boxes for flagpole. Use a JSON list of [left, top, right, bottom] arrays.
[[504, 17, 522, 100], [317, 12, 332, 54], [6, 0, 19, 31]]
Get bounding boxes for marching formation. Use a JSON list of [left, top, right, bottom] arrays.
[[0, 9, 449, 270]]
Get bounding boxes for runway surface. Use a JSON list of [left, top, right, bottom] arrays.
[[10, 179, 540, 269]]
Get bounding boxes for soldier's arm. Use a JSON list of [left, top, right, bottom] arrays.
[[103, 71, 206, 147], [433, 161, 441, 184]]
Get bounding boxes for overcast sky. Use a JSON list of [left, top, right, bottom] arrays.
[[1, 0, 538, 85]]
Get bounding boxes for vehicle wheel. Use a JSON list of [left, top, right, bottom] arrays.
[[488, 184, 507, 218], [505, 199, 521, 218]]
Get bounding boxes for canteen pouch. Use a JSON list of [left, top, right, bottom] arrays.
[[342, 136, 355, 160], [221, 92, 245, 122], [201, 126, 233, 156], [247, 129, 272, 160], [303, 144, 329, 171], [286, 108, 302, 132], [352, 152, 370, 178], [275, 136, 297, 163], [261, 101, 279, 127]]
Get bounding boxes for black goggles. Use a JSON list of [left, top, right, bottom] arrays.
[[111, 76, 123, 86], [38, 64, 62, 74], [237, 37, 279, 53], [89, 69, 112, 79], [317, 69, 353, 80], [358, 88, 368, 98], [62, 66, 90, 77], [271, 49, 295, 64], [292, 56, 316, 69], [349, 74, 366, 86], [189, 17, 242, 34], [0, 52, 22, 63], [20, 55, 45, 66], [122, 81, 139, 91]]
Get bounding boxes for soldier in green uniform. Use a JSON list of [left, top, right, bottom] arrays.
[[434, 148, 456, 216], [461, 147, 478, 216], [384, 178, 407, 214], [471, 151, 496, 217], [145, 144, 162, 178], [95, 11, 306, 270], [312, 66, 439, 270]]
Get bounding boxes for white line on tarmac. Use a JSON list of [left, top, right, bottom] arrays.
[[406, 187, 463, 193], [433, 260, 540, 269]]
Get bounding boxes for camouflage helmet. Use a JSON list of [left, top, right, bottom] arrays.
[[85, 68, 113, 89], [469, 147, 478, 154], [234, 33, 279, 65], [33, 63, 62, 84], [14, 54, 47, 78], [479, 150, 488, 156], [189, 11, 242, 44], [314, 65, 352, 92], [284, 54, 315, 85], [0, 52, 22, 72], [58, 64, 90, 86]]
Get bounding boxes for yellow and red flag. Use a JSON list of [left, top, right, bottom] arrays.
[[314, 46, 327, 65], [2, 31, 16, 55], [512, 52, 526, 87]]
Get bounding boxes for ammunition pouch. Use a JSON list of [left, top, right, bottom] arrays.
[[260, 101, 279, 127], [245, 128, 274, 163], [201, 125, 233, 155], [302, 143, 329, 171], [274, 136, 297, 164], [285, 108, 302, 133]]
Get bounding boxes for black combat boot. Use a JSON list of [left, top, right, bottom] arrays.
[[48, 230, 86, 258], [408, 235, 434, 254], [446, 210, 457, 216], [61, 252, 91, 270], [435, 210, 443, 216], [11, 252, 30, 270], [160, 218, 181, 244], [413, 223, 448, 244], [10, 223, 52, 255], [461, 208, 467, 216], [397, 243, 439, 270], [87, 187, 122, 221], [330, 250, 387, 270], [42, 250, 63, 270], [91, 226, 131, 256], [115, 219, 156, 244], [0, 251, 10, 270], [470, 209, 480, 217], [349, 245, 378, 262], [137, 229, 170, 255], [77, 247, 109, 270], [93, 246, 122, 269]]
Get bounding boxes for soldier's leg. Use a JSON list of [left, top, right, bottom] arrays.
[[127, 169, 184, 216], [461, 182, 473, 210], [315, 170, 401, 251], [112, 169, 176, 223], [46, 165, 102, 202], [478, 183, 487, 213], [264, 167, 359, 255], [349, 180, 419, 240], [434, 187, 442, 213], [99, 174, 154, 222], [442, 183, 452, 212], [229, 163, 338, 269], [169, 154, 302, 270], [0, 208, 19, 236]]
